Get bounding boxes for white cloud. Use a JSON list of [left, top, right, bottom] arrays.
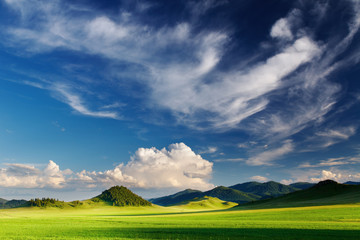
[[54, 85, 120, 119], [2, 0, 360, 144], [310, 170, 340, 182], [0, 160, 67, 188], [315, 126, 357, 148], [270, 18, 293, 40], [246, 140, 294, 166], [1, 1, 322, 132], [281, 167, 360, 184], [198, 146, 218, 154], [213, 158, 244, 163], [280, 179, 293, 185], [0, 143, 214, 191], [250, 175, 269, 182], [86, 16, 129, 43], [299, 156, 360, 168]]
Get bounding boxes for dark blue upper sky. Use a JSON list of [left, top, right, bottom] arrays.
[[1, 0, 360, 200]]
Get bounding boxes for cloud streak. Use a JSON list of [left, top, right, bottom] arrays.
[[246, 140, 294, 166]]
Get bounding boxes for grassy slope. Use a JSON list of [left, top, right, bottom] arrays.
[[172, 196, 238, 210], [0, 204, 359, 239], [203, 186, 259, 203]]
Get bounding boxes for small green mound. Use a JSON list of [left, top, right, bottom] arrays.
[[174, 196, 238, 209], [94, 186, 152, 207]]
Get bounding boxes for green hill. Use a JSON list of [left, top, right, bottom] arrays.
[[229, 181, 299, 199], [344, 181, 360, 185], [149, 189, 202, 206], [0, 198, 28, 209], [239, 179, 360, 209], [173, 196, 238, 209], [289, 182, 315, 190], [94, 186, 152, 206], [151, 186, 259, 206], [204, 186, 259, 203]]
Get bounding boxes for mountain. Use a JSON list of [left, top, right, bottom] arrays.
[[150, 186, 259, 206], [0, 198, 28, 209], [203, 186, 259, 203], [240, 179, 360, 209], [173, 196, 238, 210], [0, 198, 7, 206], [149, 189, 202, 206], [344, 181, 360, 185], [94, 185, 152, 206], [289, 182, 315, 190], [229, 181, 299, 199]]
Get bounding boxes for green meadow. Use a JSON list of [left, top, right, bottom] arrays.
[[0, 203, 359, 240]]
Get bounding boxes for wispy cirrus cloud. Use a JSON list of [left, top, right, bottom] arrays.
[[54, 85, 120, 119], [299, 155, 360, 168], [314, 126, 357, 148], [1, 0, 359, 152], [246, 140, 294, 166]]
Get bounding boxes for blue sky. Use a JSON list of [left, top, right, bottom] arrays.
[[1, 0, 360, 201]]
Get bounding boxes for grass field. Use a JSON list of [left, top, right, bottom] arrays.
[[0, 203, 360, 240]]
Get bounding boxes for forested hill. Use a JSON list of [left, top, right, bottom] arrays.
[[94, 186, 152, 206]]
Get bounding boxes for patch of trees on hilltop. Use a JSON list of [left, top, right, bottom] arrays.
[[29, 198, 65, 208], [95, 186, 151, 207]]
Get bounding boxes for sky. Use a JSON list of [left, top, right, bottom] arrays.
[[1, 0, 360, 201]]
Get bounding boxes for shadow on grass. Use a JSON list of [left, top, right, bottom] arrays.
[[100, 209, 229, 217], [60, 227, 360, 240]]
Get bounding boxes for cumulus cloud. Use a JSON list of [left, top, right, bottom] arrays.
[[310, 170, 341, 182], [246, 140, 294, 166], [0, 160, 68, 188], [0, 143, 214, 191], [250, 175, 269, 182]]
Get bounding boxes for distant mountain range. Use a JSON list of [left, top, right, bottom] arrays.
[[1, 181, 359, 209], [150, 181, 316, 206], [150, 180, 360, 206], [344, 181, 360, 185], [0, 198, 28, 209], [239, 179, 360, 208], [229, 181, 301, 199]]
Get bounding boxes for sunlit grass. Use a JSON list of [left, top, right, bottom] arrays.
[[0, 204, 359, 239]]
